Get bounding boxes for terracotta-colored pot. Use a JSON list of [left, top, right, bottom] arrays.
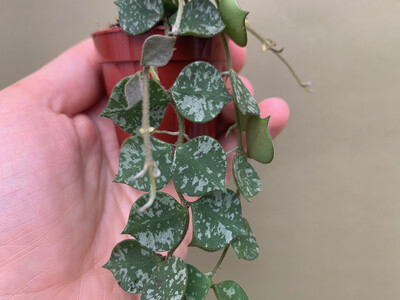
[[92, 27, 227, 144]]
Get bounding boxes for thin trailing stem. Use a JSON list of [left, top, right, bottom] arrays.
[[138, 67, 160, 212], [246, 21, 313, 93], [153, 130, 190, 141], [171, 0, 185, 35], [210, 245, 229, 277], [221, 34, 245, 154]]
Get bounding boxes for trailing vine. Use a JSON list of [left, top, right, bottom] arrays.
[[100, 0, 310, 298]]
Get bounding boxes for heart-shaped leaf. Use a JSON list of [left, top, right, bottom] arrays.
[[183, 264, 212, 300], [141, 35, 177, 67], [219, 0, 249, 47], [122, 192, 188, 252], [232, 154, 261, 200], [114, 136, 174, 191], [213, 280, 249, 300], [189, 234, 220, 252], [142, 257, 188, 300], [172, 136, 227, 196], [231, 218, 259, 261], [101, 74, 170, 135], [246, 115, 274, 164], [170, 61, 232, 123], [124, 74, 143, 110], [169, 0, 225, 37], [115, 0, 164, 35], [103, 239, 162, 294], [229, 69, 260, 116], [191, 190, 246, 250]]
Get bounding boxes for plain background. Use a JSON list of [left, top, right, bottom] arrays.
[[1, 1, 400, 299]]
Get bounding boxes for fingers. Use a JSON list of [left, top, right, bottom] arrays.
[[229, 39, 246, 73], [259, 97, 290, 139], [2, 39, 104, 116]]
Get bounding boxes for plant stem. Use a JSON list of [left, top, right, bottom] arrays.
[[171, 0, 185, 35], [211, 245, 229, 277], [246, 22, 312, 93], [221, 34, 244, 154], [170, 100, 186, 146], [138, 67, 159, 212]]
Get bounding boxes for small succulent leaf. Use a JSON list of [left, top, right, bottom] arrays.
[[141, 35, 177, 67], [229, 69, 260, 116], [103, 239, 162, 294], [124, 74, 143, 110], [142, 257, 188, 300], [170, 61, 232, 123], [232, 154, 261, 200], [169, 0, 225, 37], [246, 115, 274, 164], [163, 0, 178, 14], [213, 280, 249, 300], [191, 190, 246, 250], [231, 218, 259, 261], [114, 136, 173, 191], [122, 192, 188, 252], [115, 0, 164, 35], [183, 264, 212, 300], [172, 136, 227, 196], [100, 75, 170, 135], [219, 0, 249, 47]]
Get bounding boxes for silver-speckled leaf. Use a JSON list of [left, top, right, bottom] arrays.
[[122, 192, 188, 252], [246, 115, 274, 164], [103, 239, 162, 294], [141, 35, 176, 67], [124, 74, 143, 109], [172, 136, 227, 196], [142, 257, 188, 300], [191, 190, 246, 250], [170, 61, 232, 123], [115, 0, 163, 35], [231, 218, 259, 261], [183, 264, 212, 300], [213, 280, 249, 300], [114, 136, 173, 191], [229, 69, 260, 116], [169, 0, 225, 37], [100, 75, 170, 135], [232, 154, 261, 200]]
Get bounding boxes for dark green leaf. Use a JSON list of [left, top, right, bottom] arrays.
[[163, 0, 178, 14], [100, 74, 170, 135], [114, 136, 173, 191], [141, 35, 176, 67], [183, 264, 212, 300], [231, 218, 259, 261], [213, 280, 249, 300], [103, 239, 162, 294], [115, 0, 163, 35], [191, 190, 246, 250], [142, 257, 188, 300], [122, 192, 188, 252], [232, 154, 261, 200], [169, 0, 225, 37], [189, 234, 219, 252], [246, 115, 274, 164], [124, 73, 143, 109], [229, 69, 260, 116], [219, 0, 249, 47], [170, 61, 232, 123], [172, 136, 227, 196]]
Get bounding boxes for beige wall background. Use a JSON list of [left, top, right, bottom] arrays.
[[1, 0, 400, 299]]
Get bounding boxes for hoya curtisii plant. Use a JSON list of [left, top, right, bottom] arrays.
[[100, 0, 310, 299]]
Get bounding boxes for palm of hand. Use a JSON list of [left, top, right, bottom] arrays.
[[0, 40, 289, 299]]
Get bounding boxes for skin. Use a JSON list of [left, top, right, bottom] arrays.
[[0, 39, 289, 299]]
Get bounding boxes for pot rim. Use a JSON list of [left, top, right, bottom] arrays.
[[91, 25, 165, 37]]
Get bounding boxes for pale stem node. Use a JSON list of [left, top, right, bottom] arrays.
[[171, 0, 185, 35]]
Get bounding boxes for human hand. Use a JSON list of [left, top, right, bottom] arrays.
[[0, 39, 289, 299]]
